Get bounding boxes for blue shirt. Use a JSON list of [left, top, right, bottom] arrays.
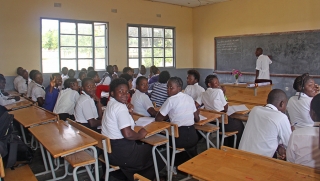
[[43, 86, 60, 111], [148, 75, 159, 84]]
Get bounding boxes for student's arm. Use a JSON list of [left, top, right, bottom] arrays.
[[155, 99, 170, 121], [277, 144, 286, 160], [121, 126, 147, 140], [93, 95, 103, 120], [194, 108, 200, 123], [255, 70, 259, 79], [147, 107, 158, 117], [155, 112, 169, 122], [37, 97, 44, 107], [223, 103, 228, 113], [87, 118, 101, 128]]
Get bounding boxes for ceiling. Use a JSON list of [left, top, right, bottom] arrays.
[[146, 0, 229, 7]]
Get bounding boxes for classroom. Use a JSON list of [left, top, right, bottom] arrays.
[[0, 0, 320, 180]]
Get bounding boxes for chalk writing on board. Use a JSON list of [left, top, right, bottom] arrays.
[[216, 38, 241, 54]]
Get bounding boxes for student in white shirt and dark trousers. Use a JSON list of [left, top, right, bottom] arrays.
[[287, 73, 318, 129], [27, 70, 40, 99], [102, 78, 165, 181], [287, 94, 320, 169], [239, 89, 292, 159], [255, 47, 272, 80], [184, 69, 205, 101], [31, 72, 45, 107], [156, 77, 200, 165], [13, 67, 24, 91]]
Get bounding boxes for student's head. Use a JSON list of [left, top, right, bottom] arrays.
[[64, 78, 79, 91], [21, 70, 29, 80], [68, 69, 75, 78], [293, 73, 316, 98], [80, 68, 87, 73], [123, 67, 134, 76], [29, 70, 40, 80], [136, 76, 148, 93], [51, 73, 62, 87], [16, 67, 24, 76], [33, 72, 43, 85], [81, 78, 96, 97], [78, 71, 87, 81], [120, 73, 133, 89], [153, 67, 160, 75], [113, 65, 118, 73], [87, 71, 100, 83], [205, 75, 219, 88], [61, 67, 68, 75], [0, 76, 6, 90], [149, 65, 156, 74], [106, 65, 114, 74], [109, 78, 129, 104], [87, 66, 94, 72], [167, 77, 183, 97], [158, 71, 170, 83], [140, 65, 146, 75], [267, 89, 288, 113], [255, 47, 263, 57], [310, 94, 320, 122], [187, 69, 200, 85]]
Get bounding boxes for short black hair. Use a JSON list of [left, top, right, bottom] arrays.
[[29, 70, 40, 80], [78, 71, 86, 79], [205, 74, 218, 88], [80, 68, 87, 73], [187, 69, 200, 82], [267, 89, 287, 105], [16, 67, 23, 75], [311, 94, 320, 120], [0, 76, 5, 82], [82, 77, 94, 87], [62, 67, 68, 72], [256, 47, 263, 52], [168, 76, 183, 88], [293, 73, 312, 92], [68, 69, 75, 77], [106, 65, 113, 72], [87, 71, 98, 79], [123, 67, 132, 74], [158, 71, 170, 83], [33, 72, 42, 80], [136, 76, 148, 86], [87, 66, 94, 72], [152, 67, 159, 75], [64, 78, 78, 88], [109, 78, 129, 94], [119, 73, 133, 81], [51, 73, 61, 79]]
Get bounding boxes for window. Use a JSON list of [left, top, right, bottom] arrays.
[[41, 19, 108, 73], [128, 25, 175, 68]]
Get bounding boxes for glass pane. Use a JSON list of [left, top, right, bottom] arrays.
[[78, 35, 92, 46], [129, 48, 139, 58], [128, 27, 138, 37], [141, 27, 152, 37], [154, 48, 164, 57], [60, 35, 76, 46], [95, 48, 105, 58], [165, 48, 173, 57], [165, 58, 173, 67], [42, 19, 59, 73], [129, 59, 139, 68], [128, 38, 139, 47], [61, 47, 76, 58], [154, 28, 164, 37], [142, 58, 152, 68], [61, 59, 77, 70], [154, 58, 164, 67], [94, 25, 105, 36], [142, 48, 152, 57], [95, 37, 105, 47], [95, 59, 106, 70], [60, 22, 76, 34], [142, 38, 152, 47], [78, 48, 93, 58], [165, 29, 173, 38], [42, 50, 59, 73], [78, 59, 93, 70], [153, 38, 163, 47], [78, 23, 92, 35], [165, 39, 173, 47]]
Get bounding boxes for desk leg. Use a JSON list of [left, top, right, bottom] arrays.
[[34, 143, 51, 176], [20, 125, 28, 144], [152, 146, 160, 181], [46, 150, 57, 180], [88, 146, 99, 181], [164, 129, 170, 181]]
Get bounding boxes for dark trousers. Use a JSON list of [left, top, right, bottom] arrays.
[[58, 113, 75, 121], [219, 117, 244, 148], [78, 122, 101, 133]]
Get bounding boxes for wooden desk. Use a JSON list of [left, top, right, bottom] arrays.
[[222, 83, 272, 97], [4, 97, 33, 110], [197, 110, 221, 126], [178, 147, 320, 181], [227, 94, 267, 105], [6, 90, 21, 96]]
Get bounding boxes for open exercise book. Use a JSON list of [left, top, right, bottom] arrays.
[[227, 105, 249, 116], [135, 117, 155, 127]]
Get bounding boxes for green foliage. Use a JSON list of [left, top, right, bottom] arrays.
[[42, 30, 58, 50]]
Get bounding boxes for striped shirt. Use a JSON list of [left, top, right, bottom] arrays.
[[150, 82, 168, 107]]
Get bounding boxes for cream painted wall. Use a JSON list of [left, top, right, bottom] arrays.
[[193, 0, 320, 68], [0, 0, 193, 75]]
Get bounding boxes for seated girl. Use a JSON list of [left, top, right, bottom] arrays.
[[150, 71, 170, 107], [31, 72, 45, 107], [119, 73, 134, 103], [43, 73, 62, 111], [77, 71, 87, 87], [184, 69, 205, 101], [102, 78, 165, 181], [27, 70, 40, 99], [87, 71, 101, 86]]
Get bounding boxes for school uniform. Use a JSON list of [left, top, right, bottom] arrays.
[[184, 83, 205, 101], [13, 75, 23, 91], [132, 73, 144, 89], [131, 90, 154, 116], [287, 92, 314, 129], [100, 72, 112, 85], [150, 82, 168, 107], [77, 78, 82, 87], [16, 78, 29, 94], [43, 86, 60, 111], [74, 91, 100, 132], [61, 74, 69, 88], [239, 104, 292, 157], [27, 81, 36, 98], [31, 83, 45, 102], [102, 97, 164, 181], [286, 127, 320, 169], [256, 54, 272, 79], [53, 88, 79, 120], [148, 74, 159, 84], [0, 92, 16, 106]]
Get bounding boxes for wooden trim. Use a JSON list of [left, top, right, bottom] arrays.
[[214, 71, 320, 78]]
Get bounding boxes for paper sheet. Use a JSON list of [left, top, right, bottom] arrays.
[[227, 105, 249, 116], [135, 117, 155, 127], [199, 114, 207, 121]]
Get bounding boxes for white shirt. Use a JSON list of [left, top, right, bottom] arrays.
[[239, 104, 292, 157], [31, 83, 45, 101], [74, 92, 98, 123], [287, 92, 314, 129], [132, 73, 144, 89], [61, 74, 69, 88], [198, 88, 227, 112], [184, 83, 205, 101], [17, 78, 28, 94], [101, 98, 135, 139], [160, 92, 196, 127], [0, 93, 15, 106], [13, 75, 23, 91], [27, 81, 36, 98], [131, 90, 154, 116], [286, 127, 320, 169], [53, 88, 80, 115], [256, 54, 272, 79]]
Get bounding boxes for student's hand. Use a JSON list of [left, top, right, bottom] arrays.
[[14, 96, 20, 101], [127, 103, 134, 113], [138, 128, 148, 138], [277, 144, 286, 160], [50, 76, 56, 87], [221, 86, 226, 94]]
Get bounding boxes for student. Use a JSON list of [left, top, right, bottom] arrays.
[[43, 73, 62, 111], [198, 74, 244, 147], [156, 77, 200, 164], [148, 65, 156, 80], [30, 72, 45, 106], [16, 69, 29, 95], [13, 67, 24, 91], [87, 71, 101, 86], [287, 73, 318, 129], [100, 65, 113, 85], [184, 69, 205, 101], [61, 67, 69, 80], [148, 67, 160, 84], [239, 89, 292, 159], [255, 47, 272, 80], [132, 65, 147, 89], [77, 71, 87, 87], [122, 67, 134, 76], [131, 76, 157, 117], [80, 68, 87, 73], [0, 76, 20, 106], [68, 69, 75, 79], [87, 66, 94, 72], [286, 94, 320, 169], [27, 70, 40, 99], [150, 71, 170, 107], [74, 78, 102, 132], [119, 73, 134, 103], [112, 65, 119, 79], [101, 78, 165, 181], [53, 78, 80, 121]]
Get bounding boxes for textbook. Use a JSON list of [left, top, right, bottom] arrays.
[[135, 117, 155, 127], [227, 105, 249, 116]]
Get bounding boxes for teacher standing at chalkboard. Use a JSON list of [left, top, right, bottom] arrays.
[[255, 48, 272, 80]]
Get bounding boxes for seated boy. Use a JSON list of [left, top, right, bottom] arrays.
[[31, 72, 46, 107], [0, 76, 20, 106], [13, 67, 24, 91], [16, 69, 29, 95], [184, 69, 205, 101], [27, 70, 40, 99]]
